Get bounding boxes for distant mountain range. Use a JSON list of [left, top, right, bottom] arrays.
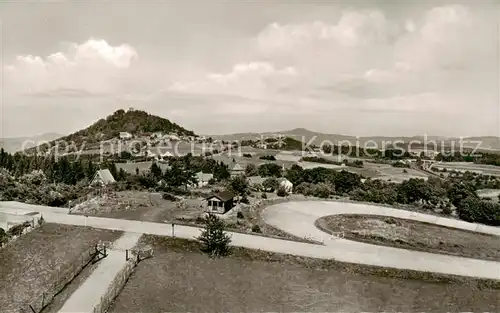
[[208, 128, 500, 152], [4, 113, 500, 154], [0, 133, 64, 153]]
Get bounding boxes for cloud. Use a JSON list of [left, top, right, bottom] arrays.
[[168, 61, 297, 99], [255, 5, 494, 101], [4, 38, 138, 96], [257, 10, 397, 53]]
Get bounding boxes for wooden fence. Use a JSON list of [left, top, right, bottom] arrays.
[[92, 246, 153, 313], [19, 243, 107, 313]]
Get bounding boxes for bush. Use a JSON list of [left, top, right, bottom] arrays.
[[313, 183, 333, 198], [259, 155, 276, 161], [301, 156, 340, 165], [244, 164, 258, 177], [262, 177, 279, 192], [392, 161, 410, 168], [197, 213, 232, 258], [276, 186, 288, 197], [295, 182, 314, 196], [456, 197, 500, 226], [240, 195, 250, 204], [251, 225, 262, 233], [0, 228, 9, 247], [442, 205, 452, 215], [162, 192, 177, 201], [237, 211, 244, 219]]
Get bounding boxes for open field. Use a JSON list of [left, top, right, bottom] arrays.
[[71, 191, 185, 222], [363, 162, 428, 182], [316, 214, 500, 261], [108, 236, 500, 312], [0, 223, 121, 312], [432, 162, 500, 176], [477, 189, 500, 199]]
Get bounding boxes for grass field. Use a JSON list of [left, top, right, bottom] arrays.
[[315, 214, 500, 261], [108, 236, 499, 312], [432, 162, 500, 176], [363, 162, 428, 182], [0, 223, 121, 312]]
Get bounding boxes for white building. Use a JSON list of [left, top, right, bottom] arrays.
[[278, 178, 293, 194], [119, 132, 133, 140], [90, 169, 116, 186], [230, 163, 245, 177]]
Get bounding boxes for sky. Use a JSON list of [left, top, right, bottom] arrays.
[[0, 0, 499, 138]]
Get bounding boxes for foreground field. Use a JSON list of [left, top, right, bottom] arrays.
[[316, 214, 500, 261], [0, 223, 121, 312], [109, 236, 499, 312]]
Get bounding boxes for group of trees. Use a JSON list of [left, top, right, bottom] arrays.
[[0, 148, 121, 185], [0, 168, 84, 206], [434, 150, 500, 167]]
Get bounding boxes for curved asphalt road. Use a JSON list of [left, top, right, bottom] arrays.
[[1, 201, 499, 280], [262, 201, 500, 280]]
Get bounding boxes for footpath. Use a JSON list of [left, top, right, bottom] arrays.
[[57, 232, 142, 313]]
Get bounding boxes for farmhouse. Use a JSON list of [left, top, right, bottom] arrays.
[[90, 169, 116, 186], [205, 190, 234, 214], [230, 163, 245, 177], [119, 132, 133, 140]]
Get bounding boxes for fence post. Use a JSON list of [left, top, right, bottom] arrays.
[[126, 249, 128, 261]]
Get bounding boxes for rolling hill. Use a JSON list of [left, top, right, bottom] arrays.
[[25, 109, 196, 153], [208, 128, 500, 152]]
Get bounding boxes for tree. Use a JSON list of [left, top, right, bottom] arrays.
[[397, 178, 433, 204], [262, 177, 279, 192], [86, 159, 96, 180], [286, 164, 304, 186], [0, 227, 9, 247], [258, 163, 282, 177], [164, 163, 197, 189], [244, 163, 258, 177], [229, 175, 249, 197], [106, 161, 118, 182], [213, 162, 230, 181], [456, 197, 500, 226], [117, 168, 127, 181], [447, 182, 477, 207], [197, 213, 232, 258], [150, 162, 162, 180]]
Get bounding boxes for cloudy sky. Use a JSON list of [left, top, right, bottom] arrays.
[[1, 0, 498, 138]]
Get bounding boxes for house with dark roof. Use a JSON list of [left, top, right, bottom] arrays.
[[204, 190, 234, 214], [90, 169, 116, 186]]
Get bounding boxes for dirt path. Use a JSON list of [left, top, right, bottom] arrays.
[[57, 232, 141, 313], [316, 214, 500, 261], [2, 201, 500, 281]]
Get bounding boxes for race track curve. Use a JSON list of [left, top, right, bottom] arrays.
[[261, 201, 500, 280]]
